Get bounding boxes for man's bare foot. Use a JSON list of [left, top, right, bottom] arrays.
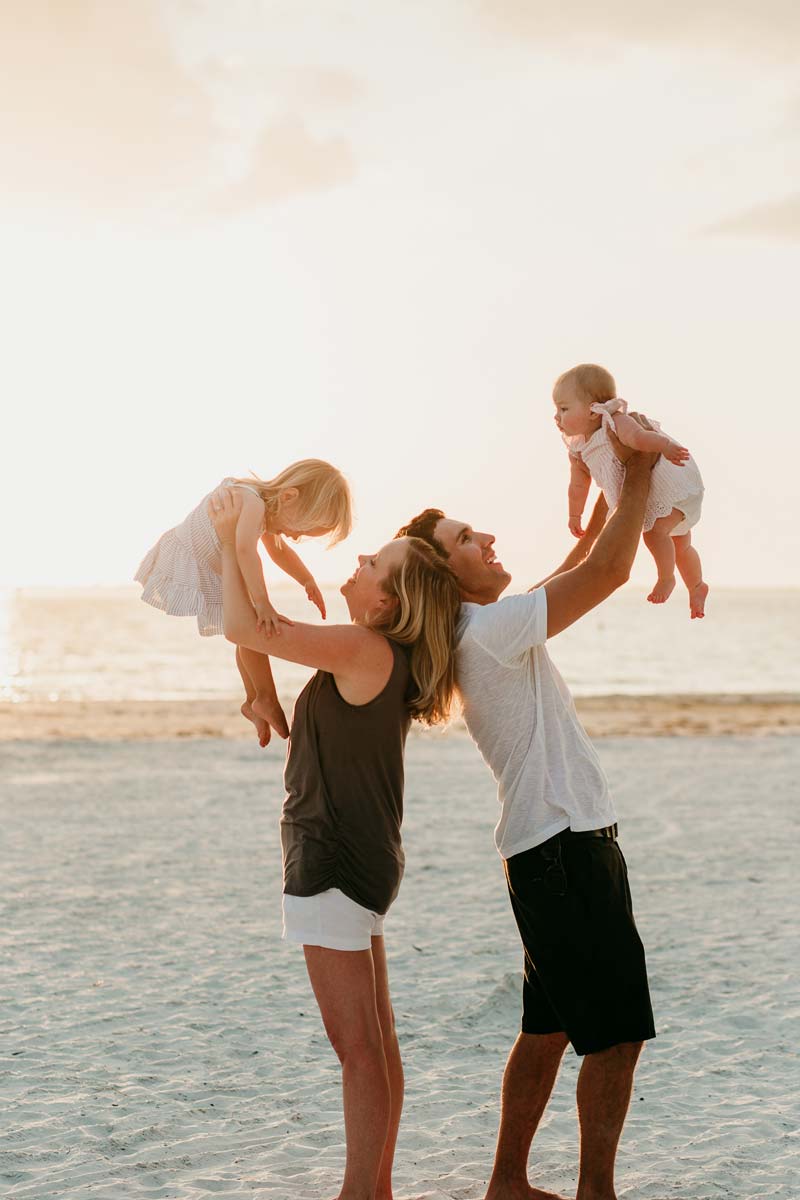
[[241, 701, 271, 748], [689, 580, 709, 619], [647, 575, 676, 604], [252, 694, 290, 738]]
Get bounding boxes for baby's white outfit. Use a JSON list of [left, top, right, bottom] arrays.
[[563, 399, 704, 535], [135, 479, 264, 636]]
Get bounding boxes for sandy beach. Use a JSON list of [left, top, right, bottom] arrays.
[[3, 693, 800, 741], [2, 730, 798, 1199]]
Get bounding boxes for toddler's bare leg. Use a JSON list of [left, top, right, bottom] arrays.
[[674, 532, 709, 619], [239, 646, 290, 738], [642, 510, 683, 604], [235, 647, 271, 747]]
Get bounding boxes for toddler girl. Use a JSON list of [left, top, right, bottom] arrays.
[[553, 364, 708, 618], [135, 458, 353, 743]]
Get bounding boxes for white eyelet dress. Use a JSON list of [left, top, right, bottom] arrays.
[[564, 401, 705, 536], [134, 478, 264, 636]]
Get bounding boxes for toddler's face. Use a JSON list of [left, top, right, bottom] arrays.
[[552, 384, 597, 438]]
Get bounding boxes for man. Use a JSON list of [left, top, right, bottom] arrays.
[[397, 440, 658, 1200]]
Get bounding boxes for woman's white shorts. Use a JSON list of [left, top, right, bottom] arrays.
[[282, 888, 386, 951]]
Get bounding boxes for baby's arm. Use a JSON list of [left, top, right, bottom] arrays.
[[235, 497, 292, 636], [568, 456, 592, 538], [611, 411, 689, 465], [262, 534, 326, 619]]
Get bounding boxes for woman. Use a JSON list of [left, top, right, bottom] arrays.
[[209, 488, 460, 1200]]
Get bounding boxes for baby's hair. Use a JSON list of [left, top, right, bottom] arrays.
[[232, 458, 353, 544], [554, 363, 617, 405]]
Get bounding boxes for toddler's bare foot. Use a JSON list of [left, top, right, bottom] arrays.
[[252, 694, 290, 739], [647, 575, 676, 604], [689, 580, 709, 619], [241, 701, 271, 747]]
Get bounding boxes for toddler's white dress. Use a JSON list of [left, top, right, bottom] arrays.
[[135, 479, 264, 636], [564, 399, 704, 536]]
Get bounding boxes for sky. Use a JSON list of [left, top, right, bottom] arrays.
[[3, 0, 799, 590]]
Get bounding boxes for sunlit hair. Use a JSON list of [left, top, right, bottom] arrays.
[[553, 363, 617, 407], [368, 537, 461, 726], [231, 459, 352, 545], [395, 509, 448, 558]]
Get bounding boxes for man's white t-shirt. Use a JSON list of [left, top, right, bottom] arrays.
[[456, 587, 617, 859]]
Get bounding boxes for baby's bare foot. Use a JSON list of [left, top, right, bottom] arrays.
[[241, 701, 271, 747], [689, 580, 709, 619], [647, 575, 676, 604], [252, 694, 290, 739]]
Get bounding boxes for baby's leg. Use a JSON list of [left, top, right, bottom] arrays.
[[235, 647, 271, 747], [674, 533, 708, 619], [238, 646, 290, 739], [642, 510, 684, 604]]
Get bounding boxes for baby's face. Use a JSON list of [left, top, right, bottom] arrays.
[[552, 384, 598, 438]]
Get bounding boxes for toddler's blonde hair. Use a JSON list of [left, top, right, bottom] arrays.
[[232, 458, 352, 544], [554, 363, 617, 406]]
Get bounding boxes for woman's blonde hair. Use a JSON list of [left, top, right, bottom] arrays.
[[232, 458, 352, 544], [554, 363, 617, 406], [370, 537, 461, 727]]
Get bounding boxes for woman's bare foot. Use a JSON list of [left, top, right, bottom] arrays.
[[689, 580, 709, 619], [241, 701, 271, 748], [647, 575, 676, 604], [252, 693, 290, 738]]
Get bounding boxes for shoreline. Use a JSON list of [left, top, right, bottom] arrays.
[[2, 693, 799, 740]]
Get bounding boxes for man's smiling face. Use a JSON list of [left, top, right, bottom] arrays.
[[431, 517, 511, 604]]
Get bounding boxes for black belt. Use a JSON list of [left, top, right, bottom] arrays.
[[560, 823, 618, 842]]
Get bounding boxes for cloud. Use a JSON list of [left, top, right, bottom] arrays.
[[703, 194, 800, 239], [215, 118, 356, 213], [0, 1, 360, 219], [479, 0, 800, 56]]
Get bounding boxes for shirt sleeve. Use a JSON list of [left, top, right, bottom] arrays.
[[464, 589, 548, 665]]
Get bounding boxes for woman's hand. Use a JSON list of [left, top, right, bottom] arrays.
[[305, 578, 327, 620], [208, 487, 242, 546]]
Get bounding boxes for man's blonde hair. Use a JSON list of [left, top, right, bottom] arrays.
[[232, 458, 352, 544], [554, 363, 617, 406], [370, 537, 460, 726]]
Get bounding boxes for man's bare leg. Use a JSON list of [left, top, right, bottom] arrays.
[[235, 646, 270, 747], [238, 645, 290, 738], [575, 1040, 643, 1200], [673, 532, 708, 618], [485, 1031, 570, 1200]]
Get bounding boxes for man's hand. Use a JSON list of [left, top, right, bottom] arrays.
[[608, 412, 660, 471], [208, 487, 242, 545]]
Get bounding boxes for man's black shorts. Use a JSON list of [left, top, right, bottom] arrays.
[[503, 827, 656, 1056]]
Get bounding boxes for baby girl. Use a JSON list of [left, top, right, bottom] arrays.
[[553, 363, 708, 618]]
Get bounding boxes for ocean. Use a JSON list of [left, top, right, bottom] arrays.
[[1, 584, 797, 706]]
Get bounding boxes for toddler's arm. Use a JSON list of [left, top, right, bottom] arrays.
[[568, 456, 592, 538], [611, 411, 689, 465], [235, 498, 292, 636], [262, 534, 327, 619]]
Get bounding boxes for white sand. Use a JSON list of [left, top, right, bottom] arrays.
[[1, 733, 798, 1199]]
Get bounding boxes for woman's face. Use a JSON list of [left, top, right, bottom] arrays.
[[341, 538, 410, 624]]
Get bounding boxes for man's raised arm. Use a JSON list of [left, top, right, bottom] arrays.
[[543, 452, 655, 639], [531, 494, 609, 591]]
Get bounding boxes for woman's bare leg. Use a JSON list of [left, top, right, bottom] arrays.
[[642, 510, 683, 604], [235, 646, 270, 747], [238, 646, 289, 738], [370, 936, 404, 1200], [304, 944, 391, 1200], [673, 532, 708, 618]]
